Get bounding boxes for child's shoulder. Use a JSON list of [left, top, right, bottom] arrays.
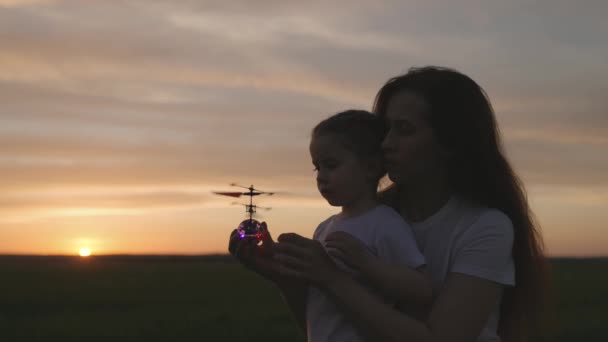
[[318, 214, 338, 227], [357, 204, 411, 238], [370, 204, 407, 226], [313, 214, 338, 240]]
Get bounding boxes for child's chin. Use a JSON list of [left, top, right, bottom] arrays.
[[324, 197, 343, 207]]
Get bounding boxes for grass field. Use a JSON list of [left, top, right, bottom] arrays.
[[0, 256, 606, 341]]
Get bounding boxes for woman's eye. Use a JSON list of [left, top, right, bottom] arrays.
[[393, 122, 414, 135]]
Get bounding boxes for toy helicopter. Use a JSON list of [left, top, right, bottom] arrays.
[[213, 183, 274, 240]]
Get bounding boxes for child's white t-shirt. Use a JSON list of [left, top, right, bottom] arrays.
[[306, 204, 425, 342]]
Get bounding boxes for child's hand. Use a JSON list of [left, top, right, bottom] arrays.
[[228, 222, 277, 279], [273, 233, 342, 287], [325, 231, 376, 271]]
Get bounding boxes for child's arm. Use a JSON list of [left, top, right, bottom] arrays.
[[325, 231, 432, 312]]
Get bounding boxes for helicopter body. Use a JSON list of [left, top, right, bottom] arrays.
[[213, 184, 274, 240]]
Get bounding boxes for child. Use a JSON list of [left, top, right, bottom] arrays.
[[228, 109, 432, 342], [302, 109, 431, 342]]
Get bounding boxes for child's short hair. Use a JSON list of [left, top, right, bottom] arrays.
[[312, 109, 387, 183]]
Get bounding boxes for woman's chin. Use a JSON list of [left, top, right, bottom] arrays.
[[386, 171, 402, 184]]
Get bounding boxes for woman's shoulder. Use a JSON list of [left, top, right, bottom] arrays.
[[473, 205, 512, 229], [457, 199, 514, 239]]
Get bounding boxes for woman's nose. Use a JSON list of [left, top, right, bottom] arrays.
[[381, 133, 394, 151]]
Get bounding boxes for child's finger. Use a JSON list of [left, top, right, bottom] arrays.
[[228, 229, 241, 255], [327, 247, 347, 261], [235, 237, 257, 260], [326, 231, 352, 240], [276, 263, 307, 280], [233, 240, 247, 259], [260, 222, 274, 243], [273, 241, 309, 258], [324, 232, 337, 242], [260, 221, 268, 235], [327, 248, 344, 258], [278, 233, 313, 247], [329, 235, 368, 254], [230, 229, 239, 240], [274, 252, 308, 270], [326, 230, 345, 237], [325, 241, 346, 252]]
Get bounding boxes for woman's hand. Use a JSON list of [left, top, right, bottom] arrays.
[[325, 231, 376, 272], [228, 222, 278, 280], [273, 233, 343, 288]]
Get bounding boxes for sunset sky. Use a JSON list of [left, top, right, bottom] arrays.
[[1, 0, 606, 256]]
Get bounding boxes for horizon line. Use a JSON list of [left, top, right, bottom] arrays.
[[0, 253, 606, 259]]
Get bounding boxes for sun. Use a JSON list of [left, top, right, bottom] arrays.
[[79, 248, 92, 257]]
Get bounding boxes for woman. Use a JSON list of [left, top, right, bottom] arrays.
[[229, 66, 548, 342]]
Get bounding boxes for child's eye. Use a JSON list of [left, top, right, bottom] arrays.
[[323, 163, 338, 170], [313, 160, 339, 172]]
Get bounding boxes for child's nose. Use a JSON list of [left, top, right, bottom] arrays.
[[316, 171, 328, 184]]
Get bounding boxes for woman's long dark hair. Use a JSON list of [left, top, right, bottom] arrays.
[[373, 66, 549, 341]]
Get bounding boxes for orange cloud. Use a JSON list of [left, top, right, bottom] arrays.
[[0, 0, 57, 7]]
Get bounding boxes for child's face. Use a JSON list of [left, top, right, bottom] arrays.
[[309, 134, 373, 207]]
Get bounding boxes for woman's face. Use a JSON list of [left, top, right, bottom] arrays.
[[381, 90, 449, 187]]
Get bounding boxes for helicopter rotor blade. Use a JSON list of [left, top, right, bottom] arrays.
[[231, 202, 253, 208], [213, 191, 243, 198], [230, 183, 252, 190], [252, 190, 274, 196], [230, 183, 277, 195]]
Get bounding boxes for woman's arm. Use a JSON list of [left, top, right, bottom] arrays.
[[324, 271, 502, 342], [228, 227, 309, 336], [274, 277, 308, 336], [325, 231, 432, 310], [360, 259, 432, 312], [237, 247, 310, 337], [274, 233, 503, 342]]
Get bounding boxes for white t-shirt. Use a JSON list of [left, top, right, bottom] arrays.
[[408, 195, 516, 342], [306, 204, 425, 342]]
